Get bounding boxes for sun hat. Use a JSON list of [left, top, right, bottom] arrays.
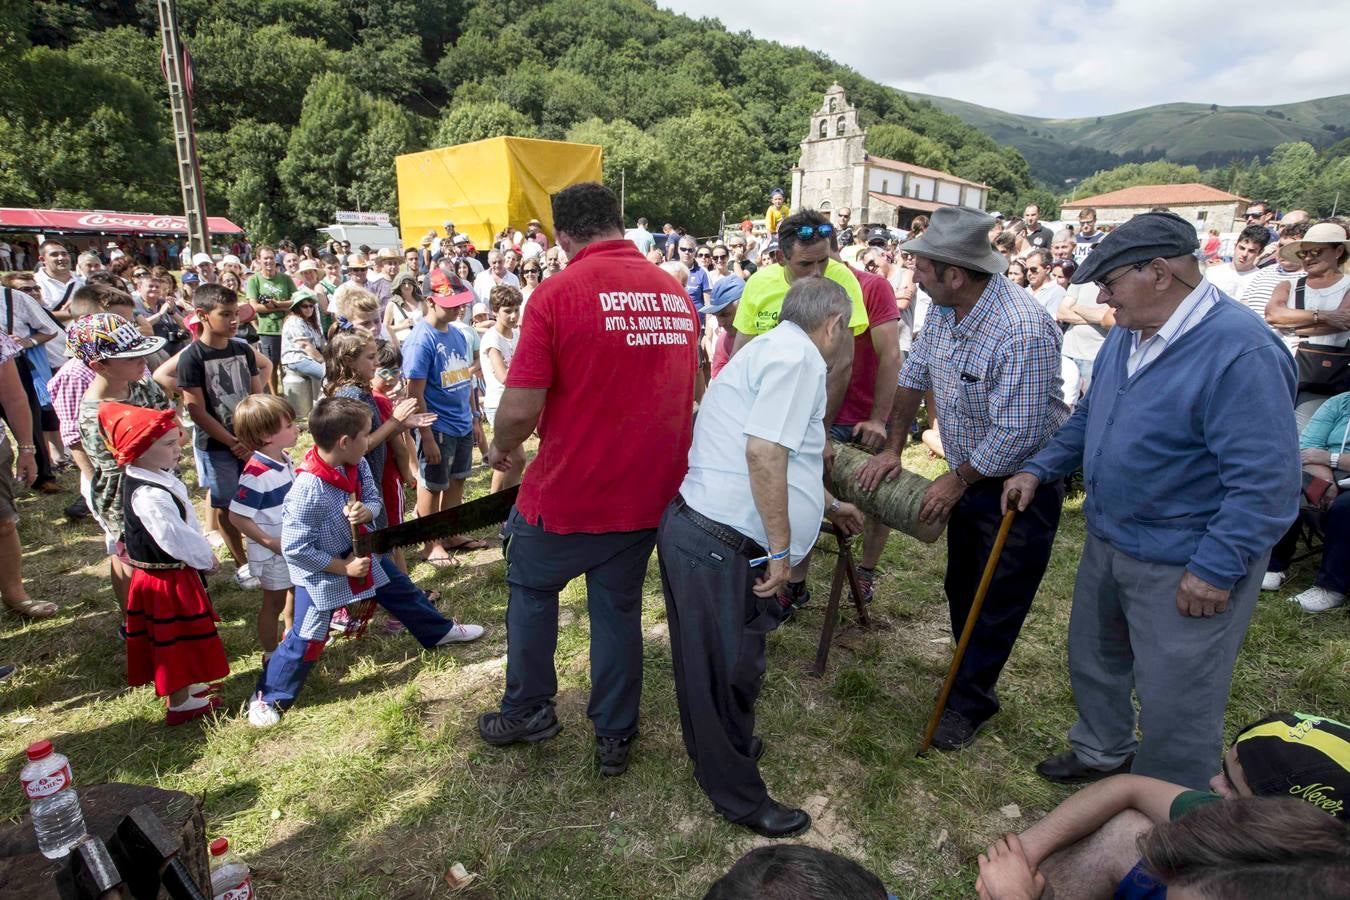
[[191, 252, 214, 267], [1279, 221, 1350, 268], [900, 207, 1008, 276], [66, 312, 166, 364], [291, 288, 318, 305], [345, 253, 370, 270], [704, 276, 745, 314], [221, 254, 242, 267], [1071, 211, 1199, 285], [296, 258, 319, 274], [374, 247, 401, 263]]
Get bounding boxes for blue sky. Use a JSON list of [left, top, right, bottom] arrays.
[[661, 0, 1350, 118]]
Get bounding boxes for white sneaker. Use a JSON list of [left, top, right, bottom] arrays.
[[247, 693, 281, 728], [1261, 570, 1288, 592], [233, 565, 260, 591], [436, 620, 485, 645], [1290, 586, 1346, 613]]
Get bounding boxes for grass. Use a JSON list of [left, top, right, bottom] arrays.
[[1, 442, 1348, 898]]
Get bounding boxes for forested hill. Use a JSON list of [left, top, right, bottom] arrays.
[[0, 0, 1038, 240]]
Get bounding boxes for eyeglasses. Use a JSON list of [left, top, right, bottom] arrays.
[[375, 367, 400, 381], [696, 252, 711, 258], [864, 262, 879, 272], [1296, 245, 1333, 260], [1244, 212, 1264, 219], [1095, 261, 1147, 294], [712, 254, 728, 261], [678, 246, 695, 254], [523, 268, 541, 275], [793, 223, 835, 241], [1026, 266, 1044, 274]]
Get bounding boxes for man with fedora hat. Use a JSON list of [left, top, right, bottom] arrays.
[[858, 205, 1069, 751], [1002, 212, 1299, 789]]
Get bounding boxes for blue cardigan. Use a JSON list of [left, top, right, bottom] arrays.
[[1024, 297, 1299, 590]]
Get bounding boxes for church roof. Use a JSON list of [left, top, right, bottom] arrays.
[[868, 192, 947, 214], [866, 155, 988, 190], [1062, 183, 1248, 208]]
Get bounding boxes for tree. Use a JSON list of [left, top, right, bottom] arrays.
[[1071, 160, 1204, 198], [566, 117, 668, 224], [351, 99, 422, 223], [1267, 141, 1318, 210], [432, 100, 536, 147], [865, 123, 951, 171], [278, 73, 371, 232], [654, 110, 769, 233]]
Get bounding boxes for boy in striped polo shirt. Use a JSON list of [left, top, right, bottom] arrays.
[[228, 395, 299, 664]]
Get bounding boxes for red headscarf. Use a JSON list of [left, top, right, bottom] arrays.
[[98, 403, 179, 466]]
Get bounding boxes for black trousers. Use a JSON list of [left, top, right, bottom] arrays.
[[656, 499, 785, 822], [3, 356, 53, 484], [944, 476, 1064, 724]]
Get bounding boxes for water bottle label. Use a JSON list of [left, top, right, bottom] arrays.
[[219, 876, 253, 900], [22, 764, 72, 799]]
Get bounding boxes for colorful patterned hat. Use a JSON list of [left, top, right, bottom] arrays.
[[66, 312, 166, 364]]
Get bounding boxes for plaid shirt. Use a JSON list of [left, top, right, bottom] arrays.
[[48, 358, 96, 449], [899, 275, 1069, 477], [281, 459, 387, 620]]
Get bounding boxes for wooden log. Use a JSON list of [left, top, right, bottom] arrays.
[[829, 441, 945, 543], [0, 784, 210, 900]]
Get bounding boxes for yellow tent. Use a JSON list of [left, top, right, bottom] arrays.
[[395, 136, 603, 251]]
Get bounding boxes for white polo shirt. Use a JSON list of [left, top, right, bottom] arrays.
[[679, 320, 827, 564]]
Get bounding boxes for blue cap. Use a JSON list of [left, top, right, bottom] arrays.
[[770, 187, 785, 198], [704, 276, 745, 314], [181, 272, 200, 285]]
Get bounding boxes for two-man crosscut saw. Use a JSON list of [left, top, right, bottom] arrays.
[[353, 485, 519, 556]]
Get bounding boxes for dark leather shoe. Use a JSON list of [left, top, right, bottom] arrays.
[[1035, 749, 1134, 785], [931, 709, 985, 751], [736, 798, 810, 838]]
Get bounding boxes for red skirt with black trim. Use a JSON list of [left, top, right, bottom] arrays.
[[125, 567, 230, 697]]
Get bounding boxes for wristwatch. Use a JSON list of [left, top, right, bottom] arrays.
[[1332, 452, 1341, 471]]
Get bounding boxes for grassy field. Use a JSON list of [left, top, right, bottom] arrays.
[[1, 442, 1347, 898]]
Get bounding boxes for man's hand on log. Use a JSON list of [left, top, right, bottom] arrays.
[[826, 501, 864, 537], [852, 419, 888, 451], [488, 441, 513, 472], [753, 557, 791, 598], [918, 472, 965, 525], [855, 448, 902, 491], [1001, 472, 1040, 514]]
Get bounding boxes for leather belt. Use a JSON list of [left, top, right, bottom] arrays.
[[126, 560, 187, 571], [673, 495, 765, 559]]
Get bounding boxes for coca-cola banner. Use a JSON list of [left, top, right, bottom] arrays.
[[0, 207, 243, 236]]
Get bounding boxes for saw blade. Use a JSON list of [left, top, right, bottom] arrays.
[[355, 485, 519, 555]]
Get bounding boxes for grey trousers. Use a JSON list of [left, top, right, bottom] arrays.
[[1066, 534, 1266, 790]]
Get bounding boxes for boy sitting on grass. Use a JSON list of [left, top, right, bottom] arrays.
[[248, 396, 485, 728], [227, 394, 299, 668]]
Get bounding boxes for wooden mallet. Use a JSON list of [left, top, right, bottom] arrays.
[[917, 489, 1020, 755]]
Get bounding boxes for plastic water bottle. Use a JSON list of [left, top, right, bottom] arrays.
[[209, 838, 255, 900], [20, 740, 88, 859]]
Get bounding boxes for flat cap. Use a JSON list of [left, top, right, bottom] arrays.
[[1072, 211, 1199, 284]]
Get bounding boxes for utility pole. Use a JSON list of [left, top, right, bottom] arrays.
[[156, 0, 211, 257], [620, 168, 626, 223]]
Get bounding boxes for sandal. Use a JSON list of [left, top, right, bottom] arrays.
[[445, 536, 488, 552], [423, 554, 456, 568], [4, 597, 58, 620]]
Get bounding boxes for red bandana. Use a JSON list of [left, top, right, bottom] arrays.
[[297, 446, 373, 595]]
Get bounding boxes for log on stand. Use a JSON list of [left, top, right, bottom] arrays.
[[0, 783, 210, 899]]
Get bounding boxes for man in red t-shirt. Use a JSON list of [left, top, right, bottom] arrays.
[[477, 183, 700, 776], [831, 241, 902, 602]]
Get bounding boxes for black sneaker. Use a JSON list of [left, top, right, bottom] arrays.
[[930, 709, 985, 751], [595, 734, 636, 776], [64, 496, 91, 520], [478, 704, 562, 746]]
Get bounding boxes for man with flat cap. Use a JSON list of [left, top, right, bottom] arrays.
[[1002, 212, 1300, 790], [858, 206, 1069, 751]]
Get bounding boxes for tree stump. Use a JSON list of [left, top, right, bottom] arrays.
[[0, 783, 210, 899], [829, 442, 945, 543]]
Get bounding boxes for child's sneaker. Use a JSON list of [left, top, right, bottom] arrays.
[[329, 607, 352, 635], [248, 693, 281, 728], [166, 694, 219, 726], [233, 564, 260, 591], [437, 620, 485, 644]]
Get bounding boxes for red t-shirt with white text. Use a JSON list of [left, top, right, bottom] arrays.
[[507, 239, 699, 533], [836, 266, 902, 427]]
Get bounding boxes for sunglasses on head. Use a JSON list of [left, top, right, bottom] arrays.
[[793, 223, 835, 241]]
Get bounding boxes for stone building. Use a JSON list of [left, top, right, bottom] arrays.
[[1061, 184, 1250, 233], [789, 84, 989, 228]]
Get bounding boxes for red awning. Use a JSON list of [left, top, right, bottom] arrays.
[[0, 207, 243, 235]]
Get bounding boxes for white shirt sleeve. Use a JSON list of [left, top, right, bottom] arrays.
[[743, 341, 824, 453], [131, 485, 219, 571]]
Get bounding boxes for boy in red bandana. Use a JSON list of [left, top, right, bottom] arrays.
[[248, 396, 484, 727], [98, 402, 228, 726]]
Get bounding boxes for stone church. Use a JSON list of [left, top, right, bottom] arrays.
[[789, 84, 990, 228]]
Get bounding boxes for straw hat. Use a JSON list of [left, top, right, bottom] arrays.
[[1280, 222, 1350, 269]]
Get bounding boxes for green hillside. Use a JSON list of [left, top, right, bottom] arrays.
[[0, 1, 1037, 239], [914, 92, 1350, 185]]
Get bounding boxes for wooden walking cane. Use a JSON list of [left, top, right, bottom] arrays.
[[917, 489, 1020, 755]]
